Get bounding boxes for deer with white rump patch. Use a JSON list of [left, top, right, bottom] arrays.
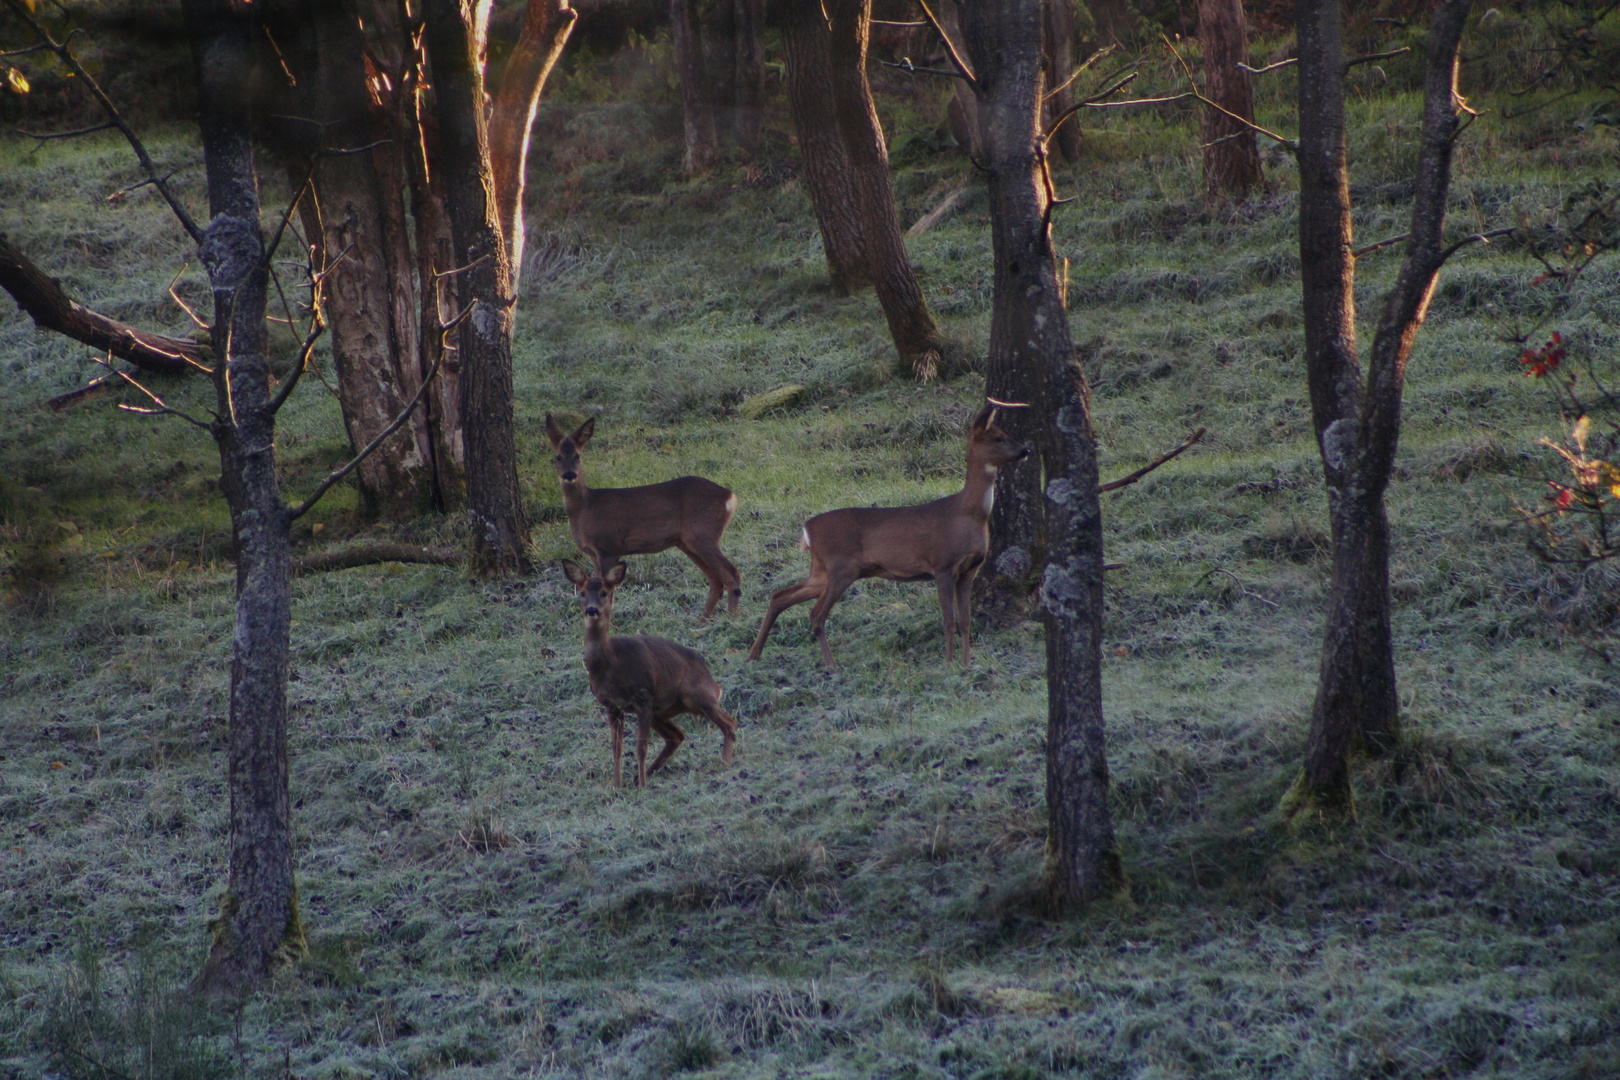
[[563, 559, 738, 788], [748, 402, 1031, 670], [546, 414, 742, 620]]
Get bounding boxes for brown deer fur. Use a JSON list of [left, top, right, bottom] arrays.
[[749, 403, 1031, 669], [563, 560, 738, 788], [546, 414, 742, 619]]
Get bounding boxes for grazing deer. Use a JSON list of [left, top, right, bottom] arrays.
[[749, 402, 1031, 670], [563, 559, 738, 788], [546, 414, 742, 620]]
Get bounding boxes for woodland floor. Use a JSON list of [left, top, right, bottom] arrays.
[[2, 37, 1620, 1080]]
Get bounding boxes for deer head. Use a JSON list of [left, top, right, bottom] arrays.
[[545, 414, 595, 485], [563, 558, 625, 627], [968, 402, 1032, 475]]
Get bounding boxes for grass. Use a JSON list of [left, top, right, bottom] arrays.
[[3, 28, 1620, 1080]]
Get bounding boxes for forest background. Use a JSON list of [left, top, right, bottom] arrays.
[[2, 0, 1619, 1077]]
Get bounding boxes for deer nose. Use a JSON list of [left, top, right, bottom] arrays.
[[583, 604, 601, 617], [560, 470, 578, 482]]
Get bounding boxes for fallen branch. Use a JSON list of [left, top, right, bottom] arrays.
[[0, 233, 207, 376], [292, 541, 465, 574], [1196, 567, 1279, 608], [46, 373, 118, 411], [1098, 427, 1206, 493], [907, 185, 968, 238]]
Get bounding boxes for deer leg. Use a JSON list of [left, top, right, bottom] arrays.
[[677, 540, 727, 621], [808, 570, 858, 671], [647, 714, 687, 776], [935, 572, 959, 663], [606, 707, 626, 788], [697, 698, 738, 765], [748, 577, 823, 660], [634, 697, 655, 788], [955, 569, 976, 667]]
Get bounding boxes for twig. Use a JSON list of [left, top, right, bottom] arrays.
[[1083, 90, 1195, 110], [285, 309, 461, 520], [97, 357, 214, 430], [1098, 427, 1206, 493], [1044, 46, 1116, 103], [1165, 36, 1295, 151], [1349, 46, 1412, 69], [17, 120, 115, 147], [1237, 57, 1297, 76], [46, 373, 117, 411], [1047, 71, 1142, 141], [432, 252, 492, 281], [107, 170, 176, 203], [165, 260, 211, 337], [1196, 567, 1279, 608], [913, 0, 976, 86], [881, 57, 972, 81], [1438, 226, 1516, 266], [267, 308, 327, 415], [1352, 232, 1410, 258], [2, 0, 202, 242]]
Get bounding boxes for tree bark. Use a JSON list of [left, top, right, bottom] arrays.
[[1043, 0, 1082, 162], [782, 0, 868, 294], [672, 0, 718, 175], [1197, 0, 1264, 200], [422, 0, 532, 578], [274, 1, 441, 521], [1286, 0, 1473, 822], [961, 0, 1124, 909], [825, 0, 946, 376], [939, 0, 983, 159], [732, 0, 765, 156], [489, 0, 577, 286], [0, 233, 206, 376], [183, 0, 302, 994]]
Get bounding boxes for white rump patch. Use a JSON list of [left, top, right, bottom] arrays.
[[725, 492, 738, 516], [801, 526, 812, 550]]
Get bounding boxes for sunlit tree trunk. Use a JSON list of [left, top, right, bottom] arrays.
[[961, 0, 1124, 908], [185, 0, 302, 994], [422, 0, 532, 578], [1198, 0, 1264, 200]]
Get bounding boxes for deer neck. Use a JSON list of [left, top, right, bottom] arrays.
[[559, 477, 590, 516], [582, 614, 616, 667], [960, 454, 1000, 522]]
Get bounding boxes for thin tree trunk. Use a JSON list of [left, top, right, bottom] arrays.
[[939, 0, 983, 159], [489, 0, 576, 287], [672, 0, 718, 175], [1044, 0, 1081, 162], [1286, 0, 1473, 821], [782, 0, 868, 293], [961, 0, 1124, 908], [184, 0, 301, 994], [702, 0, 737, 140], [422, 0, 532, 578], [1198, 0, 1264, 200], [733, 0, 765, 156], [825, 0, 946, 376]]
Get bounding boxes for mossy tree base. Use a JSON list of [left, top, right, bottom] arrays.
[[1279, 765, 1356, 828]]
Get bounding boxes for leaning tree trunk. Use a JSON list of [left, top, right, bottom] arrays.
[[825, 0, 947, 377], [1197, 0, 1264, 200], [782, 0, 868, 293], [422, 0, 532, 578], [184, 0, 302, 994], [672, 0, 718, 175], [278, 1, 441, 521], [1285, 0, 1473, 821], [489, 0, 576, 288], [961, 0, 1124, 908]]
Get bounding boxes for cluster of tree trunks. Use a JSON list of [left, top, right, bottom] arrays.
[[1286, 0, 1475, 819], [671, 0, 764, 174]]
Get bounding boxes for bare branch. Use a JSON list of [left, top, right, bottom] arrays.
[[1437, 226, 1517, 266], [293, 541, 465, 574], [1098, 427, 1206, 493], [17, 120, 115, 146], [1237, 57, 1297, 75], [107, 170, 176, 203], [881, 57, 972, 80], [1349, 46, 1412, 69], [1047, 71, 1142, 141], [1164, 36, 1296, 151], [267, 306, 327, 415], [1352, 232, 1410, 258], [1196, 567, 1279, 608], [913, 0, 976, 86], [99, 358, 214, 430], [1, 0, 202, 242], [46, 373, 117, 411], [1044, 46, 1116, 103]]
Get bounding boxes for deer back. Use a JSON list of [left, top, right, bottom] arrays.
[[572, 477, 734, 559], [584, 633, 721, 711]]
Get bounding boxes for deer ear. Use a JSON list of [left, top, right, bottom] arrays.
[[572, 417, 595, 448], [561, 559, 588, 587], [604, 561, 627, 586], [545, 413, 565, 448], [970, 402, 996, 432]]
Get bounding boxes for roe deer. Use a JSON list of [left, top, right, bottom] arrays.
[[563, 559, 738, 788], [546, 414, 742, 620], [748, 402, 1031, 670]]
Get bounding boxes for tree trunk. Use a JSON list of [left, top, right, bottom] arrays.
[[782, 0, 868, 294], [732, 0, 765, 156], [422, 0, 532, 578], [672, 0, 718, 175], [825, 0, 946, 376], [961, 0, 1124, 909], [939, 0, 983, 159], [184, 0, 302, 994], [701, 0, 737, 140], [1043, 0, 1082, 162], [1197, 0, 1264, 200], [1285, 0, 1473, 822], [278, 2, 441, 521], [489, 0, 577, 287]]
